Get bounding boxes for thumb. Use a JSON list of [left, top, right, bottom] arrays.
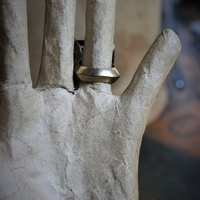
[[120, 29, 181, 129]]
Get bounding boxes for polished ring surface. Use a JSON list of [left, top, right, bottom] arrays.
[[74, 40, 120, 84]]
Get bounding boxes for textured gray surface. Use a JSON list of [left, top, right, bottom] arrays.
[[0, 0, 181, 199], [82, 0, 116, 70], [36, 0, 76, 91]]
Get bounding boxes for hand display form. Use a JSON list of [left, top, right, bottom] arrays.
[[0, 0, 181, 199]]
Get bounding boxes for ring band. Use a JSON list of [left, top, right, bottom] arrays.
[[74, 40, 120, 84]]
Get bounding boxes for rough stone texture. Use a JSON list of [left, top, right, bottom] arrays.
[[0, 0, 181, 200]]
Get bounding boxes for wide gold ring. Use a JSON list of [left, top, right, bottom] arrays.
[[74, 40, 120, 84]]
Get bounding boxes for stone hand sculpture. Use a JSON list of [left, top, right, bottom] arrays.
[[0, 0, 181, 199]]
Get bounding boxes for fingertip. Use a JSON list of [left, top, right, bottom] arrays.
[[161, 29, 181, 53]]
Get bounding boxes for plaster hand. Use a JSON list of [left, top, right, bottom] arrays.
[[0, 0, 181, 200]]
